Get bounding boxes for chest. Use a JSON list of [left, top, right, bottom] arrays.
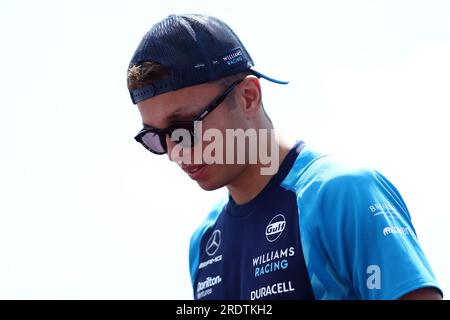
[[193, 190, 314, 300]]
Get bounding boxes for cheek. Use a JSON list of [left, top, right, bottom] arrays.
[[208, 104, 245, 130], [193, 106, 249, 165], [197, 112, 228, 162], [201, 107, 244, 140]]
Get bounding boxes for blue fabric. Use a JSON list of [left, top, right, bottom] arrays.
[[281, 145, 442, 299], [189, 143, 442, 299]]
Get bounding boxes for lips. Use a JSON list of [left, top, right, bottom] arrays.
[[182, 164, 208, 180]]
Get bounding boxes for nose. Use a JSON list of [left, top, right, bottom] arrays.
[[166, 135, 194, 164], [166, 135, 178, 162]]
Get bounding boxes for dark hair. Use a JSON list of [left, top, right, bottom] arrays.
[[127, 61, 170, 90]]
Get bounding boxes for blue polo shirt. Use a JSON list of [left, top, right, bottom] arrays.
[[189, 142, 442, 300]]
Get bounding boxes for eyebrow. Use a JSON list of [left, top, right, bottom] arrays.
[[142, 106, 196, 128], [166, 109, 187, 123]]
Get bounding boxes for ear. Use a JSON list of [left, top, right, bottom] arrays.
[[236, 76, 262, 119]]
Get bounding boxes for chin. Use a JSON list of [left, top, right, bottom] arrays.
[[196, 180, 225, 191], [194, 164, 244, 191]]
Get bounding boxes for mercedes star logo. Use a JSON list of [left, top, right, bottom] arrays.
[[206, 229, 221, 256]]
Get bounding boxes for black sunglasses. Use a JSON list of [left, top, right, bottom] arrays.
[[134, 78, 244, 155]]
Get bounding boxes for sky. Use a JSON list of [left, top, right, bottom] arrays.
[[0, 0, 449, 299]]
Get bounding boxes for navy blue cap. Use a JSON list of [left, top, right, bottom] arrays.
[[128, 14, 288, 104]]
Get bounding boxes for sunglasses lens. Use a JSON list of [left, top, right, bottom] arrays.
[[141, 132, 167, 154]]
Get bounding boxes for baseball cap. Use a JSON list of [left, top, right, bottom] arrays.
[[128, 14, 288, 104]]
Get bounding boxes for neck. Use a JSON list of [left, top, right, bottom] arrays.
[[227, 136, 293, 205]]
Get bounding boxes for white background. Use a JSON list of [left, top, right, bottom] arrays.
[[0, 0, 449, 299]]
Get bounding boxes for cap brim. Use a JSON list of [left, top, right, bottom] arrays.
[[250, 69, 289, 85]]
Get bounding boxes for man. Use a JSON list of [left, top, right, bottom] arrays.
[[127, 14, 442, 300]]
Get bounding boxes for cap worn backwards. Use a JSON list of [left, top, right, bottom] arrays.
[[128, 14, 288, 104]]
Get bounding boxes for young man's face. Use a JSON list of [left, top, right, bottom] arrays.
[[137, 80, 251, 191]]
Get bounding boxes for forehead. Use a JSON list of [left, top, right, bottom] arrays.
[[137, 81, 221, 126]]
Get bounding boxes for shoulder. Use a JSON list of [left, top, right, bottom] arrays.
[[316, 157, 384, 195], [282, 145, 383, 195], [282, 146, 407, 231], [189, 198, 227, 249], [188, 197, 227, 285]]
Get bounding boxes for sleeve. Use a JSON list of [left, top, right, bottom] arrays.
[[318, 167, 442, 299]]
